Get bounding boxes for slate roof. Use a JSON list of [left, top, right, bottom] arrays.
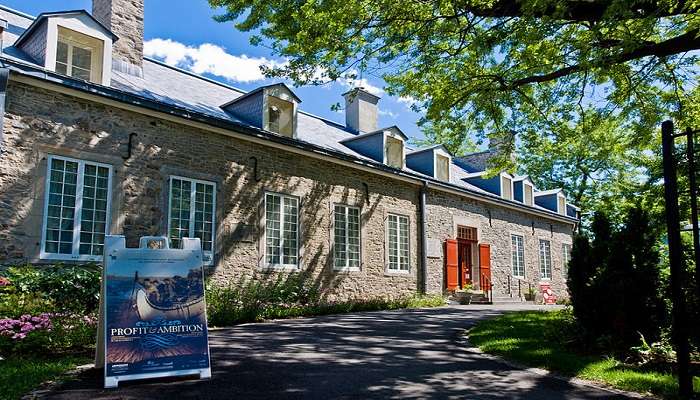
[[0, 4, 577, 222]]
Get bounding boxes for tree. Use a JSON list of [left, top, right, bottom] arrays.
[[209, 0, 697, 159]]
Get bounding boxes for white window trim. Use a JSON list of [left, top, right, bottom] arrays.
[[557, 192, 567, 215], [40, 154, 113, 262], [385, 212, 411, 273], [263, 191, 301, 270], [562, 243, 573, 277], [510, 233, 525, 278], [538, 238, 553, 280], [166, 175, 217, 266], [56, 36, 98, 82], [332, 204, 362, 272], [500, 172, 514, 201]]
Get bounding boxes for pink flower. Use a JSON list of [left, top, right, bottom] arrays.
[[0, 277, 10, 287]]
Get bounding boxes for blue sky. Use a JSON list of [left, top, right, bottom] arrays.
[[4, 0, 424, 140]]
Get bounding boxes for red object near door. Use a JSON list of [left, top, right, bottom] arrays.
[[479, 244, 491, 290], [445, 239, 458, 291]]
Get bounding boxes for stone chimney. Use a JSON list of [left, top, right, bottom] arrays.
[[343, 88, 380, 133], [93, 0, 144, 77]]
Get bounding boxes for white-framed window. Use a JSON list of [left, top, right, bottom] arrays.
[[40, 155, 112, 261], [558, 195, 567, 215], [435, 154, 450, 182], [264, 192, 299, 268], [562, 243, 572, 277], [501, 175, 513, 200], [55, 27, 103, 83], [267, 96, 294, 137], [385, 136, 404, 169], [386, 213, 410, 272], [524, 182, 534, 206], [539, 239, 552, 279], [333, 205, 361, 270], [511, 234, 525, 277], [167, 176, 216, 265]]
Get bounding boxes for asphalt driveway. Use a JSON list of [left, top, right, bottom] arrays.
[[41, 305, 635, 399]]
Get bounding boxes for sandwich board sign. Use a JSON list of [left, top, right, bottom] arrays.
[[96, 235, 211, 388]]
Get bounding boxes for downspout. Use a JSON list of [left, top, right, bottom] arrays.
[[0, 67, 9, 156], [419, 180, 429, 294]]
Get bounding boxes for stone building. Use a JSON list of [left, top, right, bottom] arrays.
[[0, 0, 578, 301]]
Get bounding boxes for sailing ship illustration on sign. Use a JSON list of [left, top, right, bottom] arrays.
[[132, 270, 206, 321]]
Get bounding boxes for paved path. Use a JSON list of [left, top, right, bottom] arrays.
[[43, 305, 634, 399]]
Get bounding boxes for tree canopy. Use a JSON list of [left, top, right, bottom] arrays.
[[209, 0, 700, 219]]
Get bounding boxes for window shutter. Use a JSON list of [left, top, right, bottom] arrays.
[[445, 239, 458, 290]]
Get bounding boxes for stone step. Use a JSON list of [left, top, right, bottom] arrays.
[[492, 296, 524, 304]]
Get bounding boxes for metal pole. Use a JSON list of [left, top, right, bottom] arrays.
[[661, 120, 693, 398], [686, 127, 700, 305]]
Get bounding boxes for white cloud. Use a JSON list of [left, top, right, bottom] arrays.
[[397, 96, 418, 107], [337, 70, 385, 96], [144, 38, 285, 83], [378, 109, 398, 118]]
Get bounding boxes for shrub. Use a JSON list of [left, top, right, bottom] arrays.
[[0, 313, 97, 357], [2, 264, 100, 314], [0, 292, 55, 319], [206, 275, 445, 327], [567, 208, 665, 353]]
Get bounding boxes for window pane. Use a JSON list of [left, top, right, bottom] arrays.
[[282, 197, 298, 265], [79, 164, 110, 255], [334, 206, 361, 269], [193, 182, 215, 252], [387, 214, 409, 271], [169, 178, 191, 250], [539, 240, 552, 278], [44, 158, 78, 255], [511, 235, 524, 277], [56, 42, 69, 65], [334, 206, 347, 268], [71, 46, 92, 72], [265, 193, 281, 265], [436, 154, 450, 181]]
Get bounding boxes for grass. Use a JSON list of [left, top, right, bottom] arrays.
[[469, 311, 698, 399], [0, 355, 90, 400]]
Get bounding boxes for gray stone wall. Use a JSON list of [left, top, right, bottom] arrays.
[[92, 0, 143, 69], [425, 189, 574, 300], [0, 81, 420, 301]]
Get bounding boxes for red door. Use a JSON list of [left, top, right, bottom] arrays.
[[458, 241, 472, 288], [445, 239, 458, 290], [479, 244, 491, 290]]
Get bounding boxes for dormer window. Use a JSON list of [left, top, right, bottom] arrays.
[[385, 136, 404, 169], [55, 27, 103, 82], [14, 11, 116, 86], [501, 175, 513, 200], [435, 154, 450, 182], [558, 195, 566, 215], [267, 96, 294, 137], [524, 182, 534, 206]]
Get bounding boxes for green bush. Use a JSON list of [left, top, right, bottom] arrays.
[[0, 292, 55, 319], [567, 208, 665, 353], [2, 264, 101, 314], [206, 275, 445, 327]]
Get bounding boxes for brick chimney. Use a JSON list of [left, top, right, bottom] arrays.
[[93, 0, 144, 77], [343, 88, 380, 133]]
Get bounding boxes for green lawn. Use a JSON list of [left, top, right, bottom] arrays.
[[0, 356, 89, 400], [468, 311, 699, 399]]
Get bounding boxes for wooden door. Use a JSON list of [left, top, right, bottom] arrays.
[[479, 244, 491, 290], [458, 241, 472, 288], [445, 239, 458, 290]]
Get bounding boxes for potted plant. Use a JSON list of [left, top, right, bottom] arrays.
[[454, 283, 473, 305], [524, 286, 537, 301]]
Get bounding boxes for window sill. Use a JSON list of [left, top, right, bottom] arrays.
[[384, 269, 411, 276], [259, 264, 300, 272], [39, 253, 103, 263], [333, 267, 361, 273]]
